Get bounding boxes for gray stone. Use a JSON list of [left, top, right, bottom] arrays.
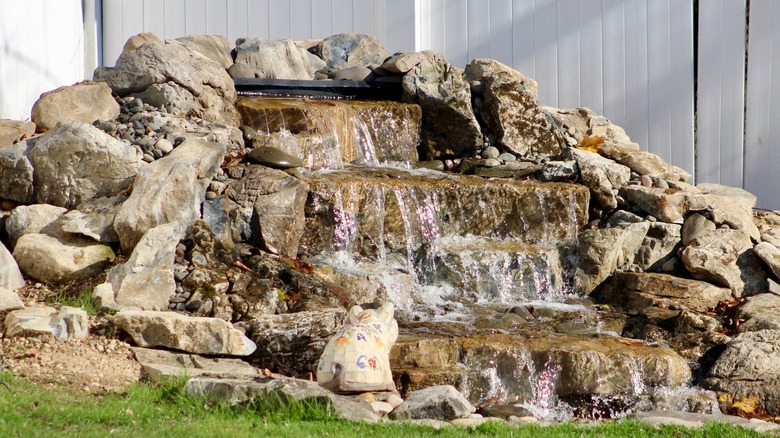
[[114, 138, 225, 253], [113, 310, 256, 356], [681, 229, 767, 297], [0, 140, 35, 203], [735, 293, 780, 332], [481, 146, 500, 159], [0, 241, 24, 291], [629, 222, 682, 271], [633, 410, 780, 432], [389, 385, 475, 421], [606, 210, 645, 227], [0, 119, 35, 146], [316, 33, 389, 70], [696, 183, 757, 209], [130, 110, 243, 156], [175, 35, 233, 70], [600, 143, 691, 182], [754, 241, 780, 280], [120, 32, 162, 54], [575, 222, 650, 294], [31, 81, 120, 132], [5, 204, 67, 248], [570, 148, 631, 211], [380, 51, 436, 74], [59, 195, 126, 243], [538, 160, 577, 182], [95, 40, 240, 126], [331, 66, 372, 81], [30, 120, 140, 209], [131, 347, 257, 383], [682, 213, 717, 246], [687, 193, 760, 241], [4, 306, 88, 339], [620, 186, 688, 223], [599, 272, 731, 313], [0, 288, 23, 313], [13, 233, 114, 285], [229, 38, 325, 80], [245, 146, 303, 169], [464, 58, 539, 99]]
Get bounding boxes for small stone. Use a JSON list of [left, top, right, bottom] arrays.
[[481, 146, 500, 159], [354, 392, 376, 404], [205, 191, 217, 200], [386, 393, 404, 408], [641, 174, 653, 187], [239, 125, 257, 142], [371, 401, 394, 416], [497, 152, 516, 163], [245, 146, 303, 169], [483, 158, 501, 168], [155, 138, 174, 154], [415, 160, 445, 171], [142, 153, 155, 163], [175, 303, 186, 311]]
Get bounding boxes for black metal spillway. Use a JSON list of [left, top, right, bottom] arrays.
[[234, 78, 403, 101]]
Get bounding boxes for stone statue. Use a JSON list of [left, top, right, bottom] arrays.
[[317, 302, 398, 393]]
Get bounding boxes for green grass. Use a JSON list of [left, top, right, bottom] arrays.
[[45, 287, 98, 315], [0, 373, 769, 437]]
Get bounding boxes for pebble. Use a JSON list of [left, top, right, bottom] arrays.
[[354, 392, 376, 404], [481, 146, 500, 159], [142, 153, 155, 163], [640, 174, 653, 187], [153, 149, 164, 159], [175, 303, 186, 311], [483, 158, 501, 168], [653, 177, 669, 189], [245, 146, 304, 169], [385, 393, 404, 408], [497, 152, 516, 163], [205, 191, 217, 200], [239, 125, 257, 142], [155, 138, 174, 154], [371, 401, 394, 416]]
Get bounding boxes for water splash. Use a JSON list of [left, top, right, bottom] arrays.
[[518, 355, 574, 422]]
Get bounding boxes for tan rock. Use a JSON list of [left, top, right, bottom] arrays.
[[31, 82, 120, 132], [0, 119, 35, 146], [13, 233, 114, 285]]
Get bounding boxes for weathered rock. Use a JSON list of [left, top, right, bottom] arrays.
[[94, 223, 178, 311], [95, 40, 240, 126], [619, 186, 687, 223], [682, 213, 716, 246], [30, 120, 139, 209], [687, 193, 760, 241], [696, 183, 757, 209], [479, 71, 563, 159], [754, 242, 780, 280], [13, 233, 114, 285], [246, 309, 347, 376], [5, 204, 66, 248], [185, 376, 380, 422], [402, 53, 482, 159], [464, 58, 539, 99], [31, 82, 120, 132], [575, 222, 650, 294], [175, 35, 233, 70], [599, 143, 691, 182], [570, 148, 631, 211], [245, 146, 303, 169], [681, 229, 767, 297], [229, 38, 324, 80], [316, 33, 389, 70], [628, 222, 682, 271], [704, 330, 780, 416], [131, 347, 257, 383], [0, 119, 35, 146], [0, 140, 37, 203], [127, 110, 244, 156], [113, 310, 256, 356], [121, 32, 162, 54], [735, 293, 780, 332], [391, 335, 460, 369], [381, 51, 436, 74], [59, 195, 126, 243], [389, 385, 475, 421], [4, 306, 88, 339], [0, 241, 24, 291], [599, 272, 731, 312], [633, 410, 780, 433], [114, 138, 225, 253]]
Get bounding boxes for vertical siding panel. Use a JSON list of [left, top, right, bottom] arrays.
[[601, 0, 626, 135], [248, 0, 270, 38], [512, 0, 536, 78], [534, 0, 558, 106], [205, 0, 229, 36], [268, 0, 290, 39], [290, 0, 312, 40], [142, 0, 163, 37], [467, 0, 490, 61], [353, 0, 376, 36], [375, 0, 387, 45], [185, 0, 208, 35], [164, 0, 188, 39], [647, 0, 673, 161], [578, 0, 603, 113], [490, 0, 513, 65], [226, 0, 249, 42], [624, 0, 649, 149], [446, 0, 468, 67], [429, 0, 447, 55], [332, 0, 355, 33], [311, 0, 334, 38], [385, 0, 415, 52], [124, 0, 145, 38], [102, 0, 125, 66], [745, 0, 780, 208], [669, 0, 694, 175], [556, 0, 580, 109], [697, 0, 746, 186]]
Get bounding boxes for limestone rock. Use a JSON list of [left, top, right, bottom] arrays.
[[316, 33, 389, 70], [13, 233, 114, 285], [131, 347, 257, 383], [0, 139, 36, 203], [5, 204, 66, 248], [599, 143, 691, 182], [682, 213, 716, 246], [95, 40, 240, 126], [464, 58, 539, 99], [687, 193, 761, 241], [31, 81, 120, 132], [4, 306, 88, 339], [735, 293, 780, 332], [681, 229, 767, 297], [479, 71, 563, 159], [389, 385, 475, 420], [570, 147, 631, 211], [628, 222, 682, 271], [121, 32, 162, 54], [755, 242, 780, 280], [113, 310, 257, 356], [0, 119, 35, 146], [619, 186, 687, 223], [59, 195, 126, 243], [402, 53, 482, 159], [229, 38, 324, 80], [575, 222, 650, 294], [127, 110, 244, 157], [697, 183, 757, 209], [29, 120, 139, 209], [0, 287, 23, 312], [599, 272, 730, 312], [0, 241, 24, 291], [175, 35, 233, 70], [704, 330, 780, 416], [245, 146, 303, 169], [633, 410, 780, 433], [381, 51, 436, 74], [114, 138, 225, 253], [94, 223, 178, 311]]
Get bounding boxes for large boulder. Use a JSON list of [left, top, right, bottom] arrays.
[[628, 222, 682, 272], [464, 58, 539, 99], [575, 222, 650, 294], [402, 53, 482, 159], [599, 272, 731, 313], [0, 139, 35, 203], [316, 33, 389, 70], [381, 51, 436, 74], [5, 203, 66, 248], [113, 310, 256, 356], [735, 293, 780, 332], [29, 120, 140, 209], [599, 143, 691, 182], [113, 138, 225, 253], [389, 385, 475, 421], [31, 81, 120, 132], [228, 38, 324, 80], [0, 241, 24, 291], [0, 119, 35, 146], [569, 147, 631, 211], [59, 194, 126, 243], [4, 306, 88, 340], [94, 40, 240, 126], [175, 35, 233, 70], [13, 233, 114, 285], [619, 186, 688, 223], [754, 242, 780, 280]]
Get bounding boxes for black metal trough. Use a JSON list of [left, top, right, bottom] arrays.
[[234, 78, 403, 101]]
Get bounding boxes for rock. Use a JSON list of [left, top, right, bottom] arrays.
[[599, 143, 691, 182], [696, 183, 757, 209], [0, 241, 24, 291], [391, 336, 460, 369], [95, 40, 240, 126], [113, 310, 256, 356], [628, 222, 682, 271], [331, 66, 373, 81], [389, 385, 475, 420], [175, 35, 233, 70], [317, 303, 398, 393], [735, 293, 780, 332], [5, 204, 66, 250], [13, 233, 114, 285], [245, 146, 303, 169], [31, 81, 120, 132], [464, 58, 539, 99], [94, 223, 179, 311], [633, 410, 780, 432], [619, 186, 687, 223], [113, 138, 225, 253], [246, 309, 347, 376], [59, 195, 126, 243], [538, 160, 577, 182], [479, 71, 563, 159], [599, 272, 731, 313], [185, 376, 380, 422], [402, 53, 482, 159], [0, 287, 22, 314], [687, 193, 761, 241], [570, 148, 631, 211], [371, 401, 393, 416], [229, 38, 324, 80], [131, 347, 257, 383], [754, 242, 780, 280], [381, 51, 436, 74], [0, 140, 36, 203], [0, 119, 35, 146], [121, 32, 162, 54], [29, 120, 139, 209], [129, 110, 244, 157], [4, 306, 88, 340], [681, 229, 767, 297], [682, 213, 716, 246], [316, 33, 389, 70], [704, 330, 780, 416], [575, 222, 650, 294]]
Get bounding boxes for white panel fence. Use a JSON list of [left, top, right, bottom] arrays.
[[2, 1, 778, 208]]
